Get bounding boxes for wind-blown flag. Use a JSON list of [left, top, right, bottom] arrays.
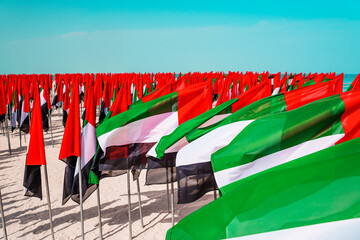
[[19, 98, 30, 133], [166, 137, 360, 240], [23, 82, 46, 199], [212, 90, 360, 195], [59, 78, 81, 205], [70, 81, 97, 203], [145, 79, 272, 185], [0, 78, 6, 122], [347, 73, 360, 91], [96, 81, 213, 178], [145, 98, 237, 185], [175, 79, 342, 203], [40, 79, 51, 132]]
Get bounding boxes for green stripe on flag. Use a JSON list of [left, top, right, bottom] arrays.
[[186, 93, 287, 143], [211, 94, 345, 178], [167, 137, 360, 240], [155, 98, 237, 159], [96, 91, 178, 137]]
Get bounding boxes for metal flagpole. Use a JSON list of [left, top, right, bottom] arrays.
[[171, 181, 174, 227], [19, 125, 22, 147], [49, 113, 54, 147], [165, 160, 170, 213], [4, 119, 11, 155], [136, 178, 144, 228], [170, 162, 175, 227], [77, 158, 85, 240], [127, 170, 132, 239], [0, 188, 8, 240], [43, 165, 55, 240], [96, 187, 103, 240]]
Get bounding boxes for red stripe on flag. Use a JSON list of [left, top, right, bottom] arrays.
[[337, 90, 360, 144], [26, 82, 46, 166], [177, 81, 212, 124]]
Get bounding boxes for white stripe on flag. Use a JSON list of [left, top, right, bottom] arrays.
[[176, 120, 254, 167], [198, 114, 231, 128], [214, 134, 345, 189], [98, 112, 179, 154], [75, 123, 97, 175], [225, 218, 360, 240]]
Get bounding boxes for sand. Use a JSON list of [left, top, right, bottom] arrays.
[[0, 110, 213, 239]]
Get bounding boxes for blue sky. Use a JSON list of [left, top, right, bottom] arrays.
[[1, 0, 360, 74]]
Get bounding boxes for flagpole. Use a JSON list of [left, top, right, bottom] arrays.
[[0, 188, 8, 240], [165, 161, 170, 213], [171, 177, 175, 227], [77, 158, 85, 240], [49, 113, 54, 147], [127, 169, 132, 240], [96, 187, 103, 240], [4, 119, 11, 155], [43, 165, 55, 240], [19, 125, 22, 148], [136, 178, 144, 228]]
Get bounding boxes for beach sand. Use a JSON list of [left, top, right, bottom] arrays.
[[0, 110, 213, 239]]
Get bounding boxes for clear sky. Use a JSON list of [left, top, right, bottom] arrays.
[[1, 0, 360, 74]]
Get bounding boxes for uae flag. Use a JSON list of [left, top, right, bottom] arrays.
[[11, 92, 20, 132], [145, 98, 236, 185], [70, 81, 97, 203], [166, 137, 360, 240], [23, 82, 46, 199], [145, 79, 272, 185], [96, 81, 213, 178], [212, 90, 360, 195], [59, 78, 81, 205], [19, 98, 30, 134], [175, 79, 342, 203], [347, 73, 360, 91], [40, 80, 51, 132], [0, 79, 6, 122], [62, 84, 70, 127]]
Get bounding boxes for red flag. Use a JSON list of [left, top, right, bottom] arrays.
[[26, 81, 46, 166], [59, 77, 81, 160]]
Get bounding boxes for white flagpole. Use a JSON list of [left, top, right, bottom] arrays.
[[0, 188, 8, 240], [127, 170, 132, 239], [43, 165, 55, 240], [96, 187, 103, 240], [77, 158, 85, 240], [165, 161, 170, 213], [136, 178, 144, 228], [171, 181, 174, 227], [19, 123, 22, 147], [4, 119, 11, 155], [49, 113, 54, 147]]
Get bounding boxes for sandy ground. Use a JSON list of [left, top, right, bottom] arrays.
[[0, 110, 214, 240]]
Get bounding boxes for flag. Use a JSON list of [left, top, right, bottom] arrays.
[[212, 90, 360, 195], [19, 98, 30, 133], [347, 73, 360, 91], [96, 82, 213, 179], [166, 137, 360, 240], [145, 98, 236, 185], [40, 78, 51, 132], [175, 79, 342, 203], [59, 78, 81, 205], [23, 82, 46, 199], [62, 83, 70, 127], [70, 80, 98, 203], [145, 79, 272, 185], [0, 78, 7, 122]]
